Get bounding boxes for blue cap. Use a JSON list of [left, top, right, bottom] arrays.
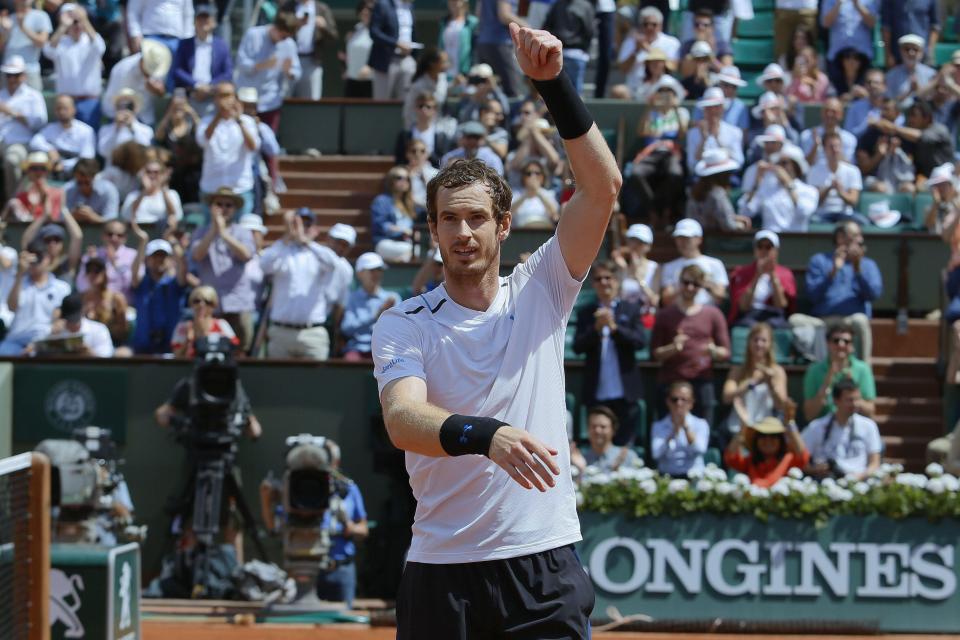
[[296, 207, 316, 223], [195, 3, 216, 16]]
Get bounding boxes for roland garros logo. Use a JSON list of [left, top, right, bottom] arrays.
[[44, 380, 96, 432]]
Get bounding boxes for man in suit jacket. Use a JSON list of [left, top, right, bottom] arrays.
[[368, 0, 417, 100], [573, 260, 647, 446], [171, 5, 233, 115]]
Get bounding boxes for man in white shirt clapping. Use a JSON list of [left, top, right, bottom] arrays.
[[197, 82, 260, 215], [43, 4, 105, 129], [0, 55, 46, 200], [30, 95, 96, 181]]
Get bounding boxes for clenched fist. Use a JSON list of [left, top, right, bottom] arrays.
[[509, 23, 563, 81]]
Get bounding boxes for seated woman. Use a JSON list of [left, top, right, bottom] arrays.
[[611, 223, 658, 326], [2, 152, 65, 222], [403, 139, 438, 211], [786, 46, 831, 104], [721, 322, 790, 440], [81, 256, 130, 354], [623, 48, 669, 102], [621, 75, 688, 228], [510, 159, 559, 229], [580, 405, 639, 474], [155, 92, 203, 205], [170, 285, 238, 358], [723, 410, 809, 487], [685, 148, 750, 231], [371, 166, 420, 262], [739, 144, 818, 232], [120, 159, 183, 228]]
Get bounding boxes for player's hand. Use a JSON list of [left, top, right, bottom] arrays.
[[488, 426, 560, 492], [508, 23, 562, 81]]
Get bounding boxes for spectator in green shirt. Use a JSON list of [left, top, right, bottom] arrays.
[[802, 322, 876, 421]]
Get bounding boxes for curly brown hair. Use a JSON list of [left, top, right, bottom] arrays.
[[426, 159, 512, 225]]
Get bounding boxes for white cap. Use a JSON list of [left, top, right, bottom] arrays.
[[757, 63, 785, 85], [690, 40, 713, 58], [328, 223, 357, 245], [754, 229, 780, 248], [625, 223, 654, 244], [1, 55, 26, 75], [898, 34, 925, 48], [755, 124, 786, 144], [652, 75, 687, 100], [867, 200, 902, 228], [751, 91, 784, 118], [672, 218, 703, 238], [714, 65, 747, 87], [927, 162, 955, 187], [237, 86, 259, 104], [146, 239, 173, 256], [355, 251, 387, 272], [694, 147, 741, 177], [60, 3, 78, 14], [239, 213, 267, 234], [773, 143, 809, 176], [468, 63, 494, 78], [696, 86, 725, 108]]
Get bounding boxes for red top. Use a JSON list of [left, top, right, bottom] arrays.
[[170, 318, 239, 358], [727, 261, 797, 324], [650, 304, 731, 383], [17, 187, 64, 221], [723, 448, 811, 488]]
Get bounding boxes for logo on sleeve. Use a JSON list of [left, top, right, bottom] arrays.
[[380, 358, 404, 373], [459, 424, 473, 444]]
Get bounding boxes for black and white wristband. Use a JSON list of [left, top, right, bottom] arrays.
[[439, 414, 508, 457], [531, 72, 594, 140]]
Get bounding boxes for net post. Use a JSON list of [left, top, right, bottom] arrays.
[[28, 452, 49, 640]]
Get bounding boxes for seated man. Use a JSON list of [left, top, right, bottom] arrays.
[[439, 122, 505, 175], [97, 89, 155, 165], [806, 131, 863, 223], [799, 98, 857, 168], [572, 260, 646, 445], [339, 252, 401, 360], [38, 292, 114, 357], [76, 220, 137, 300], [0, 242, 71, 355], [581, 405, 640, 472], [885, 34, 936, 105], [650, 381, 710, 477], [685, 87, 744, 175], [802, 377, 881, 480], [29, 95, 96, 181], [727, 230, 796, 328], [657, 218, 728, 306], [64, 159, 120, 223], [0, 55, 48, 201], [789, 221, 882, 362], [870, 98, 955, 184], [802, 322, 876, 420], [855, 98, 916, 194]]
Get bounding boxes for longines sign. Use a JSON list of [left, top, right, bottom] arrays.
[[577, 513, 960, 633]]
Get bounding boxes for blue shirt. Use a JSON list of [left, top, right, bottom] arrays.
[[805, 251, 883, 318], [650, 414, 710, 477], [881, 0, 939, 63], [321, 482, 367, 561], [477, 0, 514, 44], [235, 25, 302, 112], [440, 145, 505, 175], [844, 98, 882, 138], [341, 287, 401, 353], [885, 63, 937, 101], [132, 274, 186, 354], [821, 0, 877, 60]]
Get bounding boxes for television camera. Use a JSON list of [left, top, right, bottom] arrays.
[[34, 426, 145, 545]]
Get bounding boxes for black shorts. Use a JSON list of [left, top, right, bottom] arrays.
[[396, 544, 594, 639]]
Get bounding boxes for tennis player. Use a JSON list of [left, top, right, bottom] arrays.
[[372, 23, 621, 639]]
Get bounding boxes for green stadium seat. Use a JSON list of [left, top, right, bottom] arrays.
[[736, 12, 775, 39], [752, 0, 775, 11], [946, 16, 958, 43], [704, 447, 722, 467], [600, 128, 617, 154], [737, 71, 764, 100], [732, 39, 776, 69], [729, 326, 795, 364], [801, 103, 823, 130], [856, 192, 915, 221], [913, 191, 934, 229], [565, 324, 581, 361], [936, 43, 960, 66]]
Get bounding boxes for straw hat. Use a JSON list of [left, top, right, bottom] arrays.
[[140, 39, 172, 78], [742, 416, 786, 450], [112, 88, 143, 114]]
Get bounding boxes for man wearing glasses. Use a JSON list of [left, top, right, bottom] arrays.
[[76, 220, 137, 300], [0, 55, 47, 201], [802, 323, 876, 420], [650, 381, 710, 477]]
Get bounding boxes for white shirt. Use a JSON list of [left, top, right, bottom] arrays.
[[739, 173, 819, 231], [0, 246, 17, 327], [685, 121, 745, 173], [326, 255, 354, 307], [800, 127, 858, 165], [777, 0, 817, 9], [196, 114, 260, 194], [30, 120, 97, 173], [806, 160, 863, 218], [617, 31, 682, 92], [97, 120, 155, 165], [120, 189, 184, 224], [660, 254, 729, 306], [50, 318, 114, 357], [345, 24, 373, 80], [0, 83, 47, 145], [395, 0, 414, 47], [102, 53, 166, 125], [126, 0, 194, 39], [372, 237, 582, 564], [511, 189, 558, 228], [260, 240, 339, 325], [42, 32, 106, 97], [5, 276, 71, 342], [192, 36, 214, 85], [295, 0, 317, 54], [651, 413, 711, 476], [442, 17, 465, 73], [4, 9, 52, 74], [802, 412, 882, 477], [595, 303, 625, 401]]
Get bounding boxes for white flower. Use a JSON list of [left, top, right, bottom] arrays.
[[640, 479, 658, 494], [926, 462, 944, 478], [822, 477, 837, 489], [716, 482, 735, 495], [733, 473, 751, 487], [748, 486, 770, 499], [635, 467, 656, 482], [687, 467, 705, 480], [941, 475, 960, 492], [575, 490, 584, 507], [706, 466, 728, 482], [787, 467, 804, 480], [927, 478, 946, 495], [853, 482, 870, 495], [583, 464, 601, 477], [668, 479, 689, 493], [895, 473, 928, 489], [696, 479, 713, 493], [771, 481, 791, 497], [825, 485, 853, 502]]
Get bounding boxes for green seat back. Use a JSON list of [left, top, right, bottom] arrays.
[[856, 191, 915, 219], [913, 191, 934, 229], [935, 43, 960, 66], [736, 12, 775, 39], [704, 447, 722, 467], [732, 39, 776, 69], [729, 326, 795, 364]]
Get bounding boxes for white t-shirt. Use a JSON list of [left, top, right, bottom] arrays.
[[49, 318, 114, 357], [617, 31, 681, 92], [372, 237, 583, 564], [0, 246, 18, 326], [295, 0, 317, 54], [4, 9, 52, 74], [802, 412, 882, 477], [511, 189, 558, 228], [659, 254, 729, 306], [806, 160, 862, 218], [121, 189, 184, 224], [5, 276, 71, 341]]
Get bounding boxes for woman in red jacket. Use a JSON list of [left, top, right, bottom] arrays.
[[724, 405, 810, 488]]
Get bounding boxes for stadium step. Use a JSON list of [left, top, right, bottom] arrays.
[[876, 375, 941, 398], [881, 435, 935, 461], [873, 414, 943, 437], [278, 155, 394, 174], [282, 171, 385, 191], [870, 356, 939, 378], [279, 190, 375, 210], [873, 397, 943, 420], [870, 319, 940, 359]]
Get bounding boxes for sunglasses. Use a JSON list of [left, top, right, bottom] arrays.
[[669, 396, 690, 404], [392, 175, 410, 181], [695, 20, 712, 27], [191, 298, 216, 306], [213, 200, 237, 209], [593, 274, 614, 282], [831, 337, 853, 346], [641, 21, 659, 27], [105, 230, 126, 238], [417, 103, 436, 110], [680, 279, 701, 288], [44, 236, 63, 243], [523, 170, 543, 177], [117, 101, 136, 111], [85, 265, 105, 273], [410, 148, 428, 155], [217, 92, 236, 98], [756, 242, 774, 250]]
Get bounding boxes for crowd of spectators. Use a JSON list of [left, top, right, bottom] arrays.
[[0, 0, 957, 481]]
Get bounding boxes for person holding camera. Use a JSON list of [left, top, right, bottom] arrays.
[[802, 377, 881, 480], [0, 241, 71, 355], [97, 89, 155, 168], [197, 82, 260, 216], [789, 220, 882, 363], [42, 4, 105, 130]]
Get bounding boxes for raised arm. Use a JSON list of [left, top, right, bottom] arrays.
[[508, 24, 621, 281]]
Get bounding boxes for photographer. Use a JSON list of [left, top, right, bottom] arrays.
[[260, 437, 368, 608], [802, 377, 881, 481]]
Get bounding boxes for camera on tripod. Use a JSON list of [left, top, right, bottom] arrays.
[[34, 426, 144, 545], [261, 434, 351, 596]]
